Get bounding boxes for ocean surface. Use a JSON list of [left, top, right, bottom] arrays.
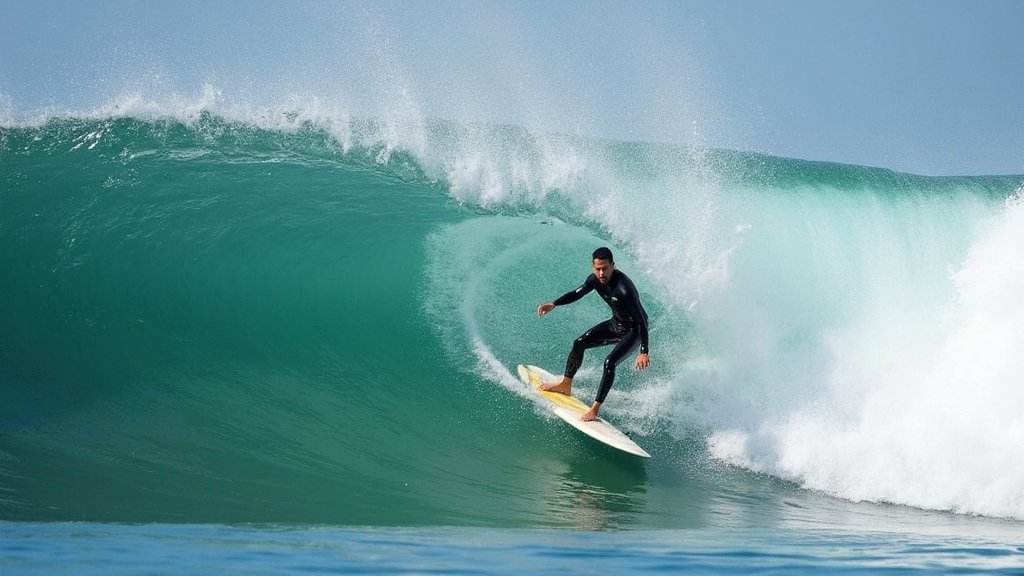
[[2, 110, 1023, 573]]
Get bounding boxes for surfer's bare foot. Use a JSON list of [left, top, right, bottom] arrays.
[[582, 403, 601, 422], [539, 377, 572, 396]]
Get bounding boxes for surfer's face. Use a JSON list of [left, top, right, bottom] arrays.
[[593, 258, 614, 284]]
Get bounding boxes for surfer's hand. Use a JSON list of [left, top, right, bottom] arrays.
[[635, 353, 650, 371], [537, 302, 555, 317]]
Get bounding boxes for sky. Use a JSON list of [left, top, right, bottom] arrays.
[[1, 0, 1021, 176]]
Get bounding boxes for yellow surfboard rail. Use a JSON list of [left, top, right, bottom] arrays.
[[523, 366, 592, 413]]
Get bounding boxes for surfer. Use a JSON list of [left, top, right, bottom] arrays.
[[536, 247, 650, 422]]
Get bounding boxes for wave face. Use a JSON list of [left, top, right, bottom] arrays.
[[1, 111, 1022, 528]]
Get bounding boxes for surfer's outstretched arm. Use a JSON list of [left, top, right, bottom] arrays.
[[541, 276, 597, 315], [537, 277, 594, 316]]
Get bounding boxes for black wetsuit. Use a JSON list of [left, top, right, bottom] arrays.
[[552, 269, 649, 404]]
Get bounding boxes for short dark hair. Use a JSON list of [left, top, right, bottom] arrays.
[[592, 246, 614, 263]]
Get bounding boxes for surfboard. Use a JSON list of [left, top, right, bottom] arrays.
[[516, 364, 651, 458]]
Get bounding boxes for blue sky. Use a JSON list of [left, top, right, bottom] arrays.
[[2, 0, 1021, 175]]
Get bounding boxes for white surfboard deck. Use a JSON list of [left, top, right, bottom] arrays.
[[517, 364, 650, 458]]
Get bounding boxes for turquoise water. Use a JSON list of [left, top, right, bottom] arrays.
[[4, 522, 1023, 575], [2, 114, 1023, 572]]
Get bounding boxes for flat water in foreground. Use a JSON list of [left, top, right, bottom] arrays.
[[4, 522, 1024, 575]]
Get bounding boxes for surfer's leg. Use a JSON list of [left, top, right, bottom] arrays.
[[593, 329, 641, 404], [564, 320, 620, 379], [541, 320, 619, 395]]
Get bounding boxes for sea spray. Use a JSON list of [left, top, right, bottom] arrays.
[[706, 186, 1024, 519]]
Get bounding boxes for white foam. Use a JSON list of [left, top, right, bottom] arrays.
[[708, 189, 1024, 520]]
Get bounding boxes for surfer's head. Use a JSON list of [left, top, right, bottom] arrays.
[[592, 247, 615, 284]]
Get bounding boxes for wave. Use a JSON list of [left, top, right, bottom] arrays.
[[2, 110, 1023, 525]]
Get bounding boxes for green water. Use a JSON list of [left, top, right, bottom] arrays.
[[2, 116, 1022, 530]]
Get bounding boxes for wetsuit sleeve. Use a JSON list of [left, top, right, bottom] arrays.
[[637, 311, 650, 355], [552, 275, 596, 306], [624, 281, 650, 354]]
